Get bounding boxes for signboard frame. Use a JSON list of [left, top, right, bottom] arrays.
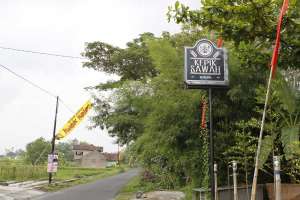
[[47, 154, 58, 173], [184, 39, 229, 88]]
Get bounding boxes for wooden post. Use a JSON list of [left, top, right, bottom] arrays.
[[49, 96, 59, 184]]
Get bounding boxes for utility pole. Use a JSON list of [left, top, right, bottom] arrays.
[[49, 96, 59, 184]]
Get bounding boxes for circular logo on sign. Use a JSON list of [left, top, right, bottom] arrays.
[[197, 42, 213, 57]]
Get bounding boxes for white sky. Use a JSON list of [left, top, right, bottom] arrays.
[[0, 0, 199, 154]]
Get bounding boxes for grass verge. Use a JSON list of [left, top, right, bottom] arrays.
[[115, 175, 159, 200], [115, 174, 195, 200], [37, 166, 127, 192]]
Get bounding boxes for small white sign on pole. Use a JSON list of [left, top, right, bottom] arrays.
[[47, 154, 58, 173]]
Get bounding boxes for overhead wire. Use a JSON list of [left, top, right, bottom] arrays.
[[0, 63, 57, 98], [0, 46, 86, 60], [59, 99, 76, 114], [0, 63, 76, 114]]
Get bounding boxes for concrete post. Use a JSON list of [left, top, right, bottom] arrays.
[[214, 163, 218, 200], [273, 156, 281, 200], [232, 161, 238, 200]]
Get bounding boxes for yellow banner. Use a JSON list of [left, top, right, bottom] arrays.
[[56, 100, 92, 140]]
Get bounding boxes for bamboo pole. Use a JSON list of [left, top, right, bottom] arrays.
[[250, 68, 274, 200]]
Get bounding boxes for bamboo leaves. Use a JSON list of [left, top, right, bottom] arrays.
[[281, 126, 299, 160]]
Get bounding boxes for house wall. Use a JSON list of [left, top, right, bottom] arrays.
[[80, 151, 108, 168], [73, 150, 92, 160]]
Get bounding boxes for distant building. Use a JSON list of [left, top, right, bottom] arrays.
[[103, 152, 119, 167], [73, 144, 118, 168]]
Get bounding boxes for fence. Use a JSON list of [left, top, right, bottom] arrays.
[[193, 185, 266, 200]]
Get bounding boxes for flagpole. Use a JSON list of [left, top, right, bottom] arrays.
[[250, 67, 273, 200]]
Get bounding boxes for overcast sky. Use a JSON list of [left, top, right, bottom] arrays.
[[0, 0, 199, 154]]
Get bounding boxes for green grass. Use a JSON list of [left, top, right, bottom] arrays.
[[0, 159, 47, 182], [0, 165, 47, 181], [115, 176, 140, 200], [39, 166, 127, 192], [180, 185, 194, 200], [115, 174, 195, 200], [0, 159, 129, 192], [115, 175, 157, 200]]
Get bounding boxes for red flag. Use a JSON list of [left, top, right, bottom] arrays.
[[201, 100, 207, 128], [217, 37, 223, 48], [270, 0, 289, 78]]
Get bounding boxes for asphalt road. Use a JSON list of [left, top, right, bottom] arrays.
[[34, 169, 139, 200]]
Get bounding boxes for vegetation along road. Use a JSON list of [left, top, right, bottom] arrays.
[[34, 169, 139, 200]]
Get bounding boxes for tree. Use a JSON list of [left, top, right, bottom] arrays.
[[82, 2, 300, 187], [82, 33, 157, 87], [168, 0, 300, 184], [25, 137, 51, 165], [56, 141, 74, 162], [5, 147, 25, 159]]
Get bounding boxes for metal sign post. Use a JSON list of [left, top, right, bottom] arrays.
[[184, 39, 229, 200], [209, 88, 215, 200]]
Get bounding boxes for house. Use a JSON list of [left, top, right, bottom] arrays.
[[103, 153, 119, 167], [73, 144, 119, 168], [73, 144, 107, 168]]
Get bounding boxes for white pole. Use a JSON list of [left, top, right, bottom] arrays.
[[250, 68, 274, 200], [273, 156, 281, 200], [214, 163, 218, 200], [233, 161, 238, 200]]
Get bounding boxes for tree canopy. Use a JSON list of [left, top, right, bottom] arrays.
[[82, 0, 300, 189], [25, 137, 51, 165]]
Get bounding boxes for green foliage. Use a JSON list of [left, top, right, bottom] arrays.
[[281, 126, 299, 160], [25, 137, 51, 165], [0, 165, 47, 181], [82, 33, 157, 85], [56, 141, 74, 164], [115, 175, 158, 200], [131, 36, 208, 188], [4, 148, 25, 159], [84, 0, 300, 187], [223, 120, 257, 184], [167, 0, 300, 184]]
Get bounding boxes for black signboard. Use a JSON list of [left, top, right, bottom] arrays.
[[184, 39, 228, 88]]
